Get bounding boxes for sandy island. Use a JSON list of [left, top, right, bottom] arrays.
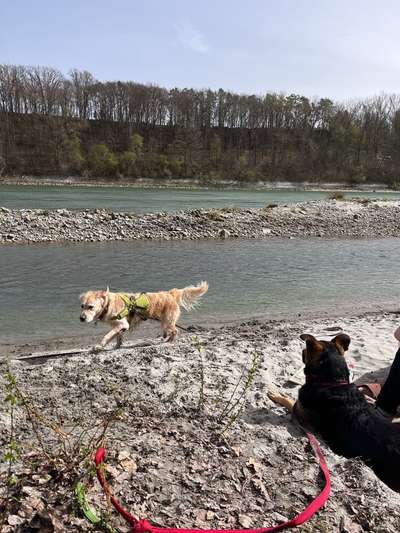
[[1, 198, 400, 244]]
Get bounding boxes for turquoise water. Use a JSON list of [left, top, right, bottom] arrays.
[[0, 238, 399, 344], [1, 184, 400, 212]]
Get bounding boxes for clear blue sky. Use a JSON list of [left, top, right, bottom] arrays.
[[2, 0, 400, 101]]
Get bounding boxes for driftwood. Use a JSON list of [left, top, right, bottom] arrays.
[[15, 339, 157, 362]]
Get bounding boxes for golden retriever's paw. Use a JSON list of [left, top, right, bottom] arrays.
[[91, 344, 104, 353]]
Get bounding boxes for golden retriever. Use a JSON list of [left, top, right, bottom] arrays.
[[79, 281, 208, 351]]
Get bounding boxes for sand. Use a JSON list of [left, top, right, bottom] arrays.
[[1, 311, 400, 532]]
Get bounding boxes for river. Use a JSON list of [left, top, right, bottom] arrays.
[[0, 237, 399, 344], [1, 184, 400, 212]]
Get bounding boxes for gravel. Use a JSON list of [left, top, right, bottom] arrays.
[[1, 199, 400, 244]]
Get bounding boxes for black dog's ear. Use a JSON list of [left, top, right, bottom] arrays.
[[331, 333, 351, 354], [300, 334, 324, 359], [300, 333, 318, 345]]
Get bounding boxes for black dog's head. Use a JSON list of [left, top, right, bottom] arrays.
[[300, 333, 351, 383]]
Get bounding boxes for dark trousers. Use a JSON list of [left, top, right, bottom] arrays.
[[376, 346, 400, 415]]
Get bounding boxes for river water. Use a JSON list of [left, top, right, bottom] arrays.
[[1, 238, 399, 344], [1, 184, 400, 212]]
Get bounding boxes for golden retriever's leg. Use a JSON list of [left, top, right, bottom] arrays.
[[115, 332, 123, 349], [267, 390, 296, 413], [162, 304, 180, 342], [93, 319, 129, 352], [114, 315, 142, 348]]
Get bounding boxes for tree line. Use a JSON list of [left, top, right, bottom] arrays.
[[1, 63, 400, 184]]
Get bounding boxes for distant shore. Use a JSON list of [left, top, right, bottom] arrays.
[[0, 175, 397, 192], [1, 198, 400, 244]]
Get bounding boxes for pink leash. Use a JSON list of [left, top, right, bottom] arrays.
[[94, 430, 331, 533]]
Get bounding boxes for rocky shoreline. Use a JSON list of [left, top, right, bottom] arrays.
[[1, 199, 400, 244]]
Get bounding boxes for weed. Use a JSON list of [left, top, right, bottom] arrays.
[[328, 191, 345, 200], [217, 351, 261, 437], [206, 210, 226, 222], [193, 337, 206, 411], [0, 372, 21, 528], [0, 366, 122, 528], [346, 196, 371, 205]]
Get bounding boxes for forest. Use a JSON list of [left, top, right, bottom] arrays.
[[1, 63, 400, 184]]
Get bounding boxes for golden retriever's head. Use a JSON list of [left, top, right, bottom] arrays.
[[79, 288, 109, 323]]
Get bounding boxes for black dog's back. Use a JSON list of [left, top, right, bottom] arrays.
[[299, 345, 400, 492]]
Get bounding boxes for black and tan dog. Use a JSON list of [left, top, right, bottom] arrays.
[[268, 333, 400, 492]]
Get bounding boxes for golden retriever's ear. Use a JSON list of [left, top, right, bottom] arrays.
[[79, 293, 85, 300], [300, 334, 324, 359], [331, 333, 351, 355], [100, 286, 110, 299]]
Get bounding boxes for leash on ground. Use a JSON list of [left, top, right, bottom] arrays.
[[92, 429, 331, 533]]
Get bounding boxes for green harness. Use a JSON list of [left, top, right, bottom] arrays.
[[113, 292, 150, 321]]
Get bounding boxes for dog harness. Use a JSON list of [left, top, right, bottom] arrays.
[[113, 293, 150, 321]]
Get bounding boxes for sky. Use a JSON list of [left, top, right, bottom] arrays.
[[1, 0, 400, 101]]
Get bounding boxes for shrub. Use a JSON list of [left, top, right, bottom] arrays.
[[88, 144, 118, 178], [119, 151, 137, 177], [328, 191, 345, 200], [349, 173, 367, 185]]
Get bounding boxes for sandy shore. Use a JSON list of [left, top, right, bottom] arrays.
[[2, 199, 400, 244], [1, 311, 400, 532]]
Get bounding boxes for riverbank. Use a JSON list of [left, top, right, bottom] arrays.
[[1, 311, 400, 531], [0, 175, 396, 191], [1, 199, 400, 244]]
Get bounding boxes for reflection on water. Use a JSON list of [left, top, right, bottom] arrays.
[[1, 184, 400, 212], [0, 238, 399, 343]]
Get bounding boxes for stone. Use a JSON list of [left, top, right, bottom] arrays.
[[219, 228, 230, 239]]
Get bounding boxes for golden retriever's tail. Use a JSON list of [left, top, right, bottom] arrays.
[[170, 281, 209, 311]]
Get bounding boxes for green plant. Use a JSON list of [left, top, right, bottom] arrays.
[[217, 351, 261, 437], [166, 368, 189, 404], [349, 173, 367, 185], [193, 337, 206, 411], [0, 369, 122, 528], [119, 150, 137, 177], [206, 209, 225, 221], [1, 372, 21, 527], [350, 196, 371, 205], [328, 191, 345, 200], [88, 144, 119, 178]]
